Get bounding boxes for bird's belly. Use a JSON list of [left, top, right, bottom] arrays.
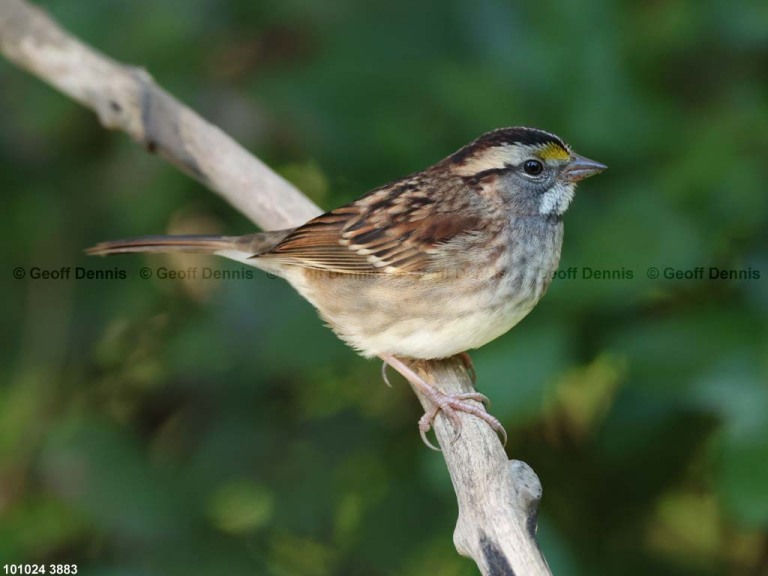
[[285, 265, 549, 359], [282, 220, 562, 360], [356, 296, 538, 358]]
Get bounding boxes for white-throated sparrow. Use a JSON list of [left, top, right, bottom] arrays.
[[88, 127, 606, 447]]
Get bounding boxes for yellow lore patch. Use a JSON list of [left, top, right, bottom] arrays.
[[538, 143, 570, 162]]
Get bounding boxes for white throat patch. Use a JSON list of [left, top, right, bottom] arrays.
[[539, 181, 575, 215]]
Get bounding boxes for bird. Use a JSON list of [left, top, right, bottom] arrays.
[[87, 126, 606, 448]]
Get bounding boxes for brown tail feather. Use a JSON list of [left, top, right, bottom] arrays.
[[85, 231, 293, 257]]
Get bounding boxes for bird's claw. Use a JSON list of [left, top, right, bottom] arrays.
[[417, 391, 506, 451], [378, 355, 506, 450], [381, 361, 393, 388]]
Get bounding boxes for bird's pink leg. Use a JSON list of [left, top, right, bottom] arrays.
[[458, 351, 477, 384], [380, 354, 507, 450]]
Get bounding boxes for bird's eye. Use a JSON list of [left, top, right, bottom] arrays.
[[523, 159, 544, 176]]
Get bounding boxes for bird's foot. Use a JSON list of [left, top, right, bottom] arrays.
[[416, 389, 507, 450], [380, 354, 507, 451]]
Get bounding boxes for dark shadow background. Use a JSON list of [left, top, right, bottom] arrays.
[[2, 1, 767, 575]]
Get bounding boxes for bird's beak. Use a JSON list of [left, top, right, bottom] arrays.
[[562, 154, 607, 182]]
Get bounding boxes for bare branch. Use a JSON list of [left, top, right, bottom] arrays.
[[0, 0, 320, 229], [0, 1, 552, 573], [412, 358, 551, 575]]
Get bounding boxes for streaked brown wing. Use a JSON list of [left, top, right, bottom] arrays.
[[259, 180, 483, 275]]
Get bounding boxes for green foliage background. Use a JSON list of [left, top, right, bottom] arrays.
[[2, 1, 767, 574]]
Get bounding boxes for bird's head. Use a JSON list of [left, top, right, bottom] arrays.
[[450, 127, 607, 218]]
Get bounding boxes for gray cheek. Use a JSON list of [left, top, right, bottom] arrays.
[[498, 174, 549, 214]]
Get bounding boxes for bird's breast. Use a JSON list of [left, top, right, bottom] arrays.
[[283, 218, 563, 359]]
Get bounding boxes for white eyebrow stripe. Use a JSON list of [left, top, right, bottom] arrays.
[[452, 143, 567, 176]]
